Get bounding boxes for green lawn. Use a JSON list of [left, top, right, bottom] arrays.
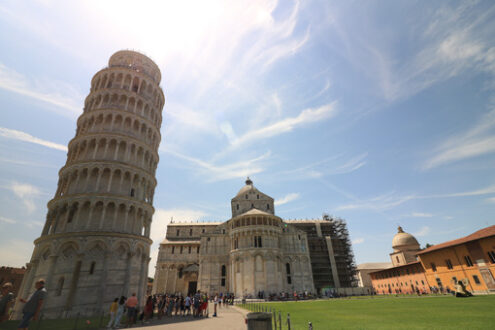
[[240, 295, 495, 330]]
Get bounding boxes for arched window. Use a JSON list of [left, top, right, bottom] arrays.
[[221, 265, 226, 277], [56, 277, 64, 296], [267, 204, 270, 210], [245, 194, 248, 199], [221, 265, 226, 286], [286, 263, 292, 284], [89, 262, 96, 275]]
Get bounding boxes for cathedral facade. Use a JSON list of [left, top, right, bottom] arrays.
[[153, 179, 357, 297]]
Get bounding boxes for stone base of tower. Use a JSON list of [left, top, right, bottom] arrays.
[[12, 232, 151, 319]]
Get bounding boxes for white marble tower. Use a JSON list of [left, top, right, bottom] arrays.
[[14, 50, 164, 318]]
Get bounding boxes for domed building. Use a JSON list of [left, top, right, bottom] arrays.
[[390, 226, 421, 266], [153, 178, 359, 297]]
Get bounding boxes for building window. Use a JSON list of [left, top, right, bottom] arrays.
[[445, 259, 453, 269], [188, 246, 191, 254], [421, 280, 424, 285], [245, 194, 248, 199], [89, 262, 96, 275], [267, 204, 270, 210], [234, 238, 239, 249], [257, 194, 259, 199], [487, 251, 495, 264], [436, 278, 443, 287], [236, 204, 239, 210], [202, 229, 205, 233], [254, 236, 262, 248], [473, 275, 481, 285], [197, 246, 200, 254], [222, 229, 226, 234], [430, 263, 437, 272], [56, 277, 64, 296], [286, 263, 291, 284], [130, 188, 135, 197], [406, 269, 410, 275], [171, 246, 175, 254], [180, 246, 183, 254], [396, 256, 400, 263], [464, 255, 474, 267], [176, 229, 180, 236], [189, 229, 193, 236], [452, 277, 457, 284]]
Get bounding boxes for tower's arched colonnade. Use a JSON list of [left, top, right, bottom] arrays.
[[14, 50, 164, 318]]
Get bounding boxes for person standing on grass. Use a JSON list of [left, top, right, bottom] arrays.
[[112, 296, 126, 328], [125, 293, 138, 327], [144, 296, 153, 322], [0, 282, 14, 322], [17, 279, 47, 330], [107, 298, 118, 328]]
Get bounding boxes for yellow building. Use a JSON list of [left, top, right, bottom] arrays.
[[417, 225, 495, 294]]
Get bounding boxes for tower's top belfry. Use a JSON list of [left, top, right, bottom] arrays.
[[109, 50, 162, 84]]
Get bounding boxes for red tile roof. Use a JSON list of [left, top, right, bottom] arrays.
[[417, 225, 495, 255]]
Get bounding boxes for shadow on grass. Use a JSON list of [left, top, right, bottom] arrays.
[[1, 313, 212, 329]]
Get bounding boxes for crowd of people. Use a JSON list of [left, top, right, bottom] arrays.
[[106, 291, 236, 328]]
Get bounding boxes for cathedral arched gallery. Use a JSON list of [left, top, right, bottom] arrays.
[[153, 178, 357, 297]]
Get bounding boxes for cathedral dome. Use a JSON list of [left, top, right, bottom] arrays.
[[392, 226, 420, 251], [235, 177, 260, 198]]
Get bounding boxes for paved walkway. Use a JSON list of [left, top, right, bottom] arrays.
[[128, 304, 247, 330]]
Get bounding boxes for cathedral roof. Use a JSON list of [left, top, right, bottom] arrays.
[[234, 177, 261, 198], [392, 226, 420, 250], [234, 208, 274, 218]]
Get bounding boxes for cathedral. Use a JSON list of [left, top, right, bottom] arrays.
[[153, 178, 357, 297]]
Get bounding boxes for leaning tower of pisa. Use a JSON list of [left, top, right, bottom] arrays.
[[14, 50, 164, 318]]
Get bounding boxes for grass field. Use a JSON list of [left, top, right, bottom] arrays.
[[240, 295, 495, 330]]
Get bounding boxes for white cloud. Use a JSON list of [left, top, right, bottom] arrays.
[[0, 63, 82, 118], [409, 212, 433, 218], [230, 102, 337, 149], [148, 207, 207, 276], [423, 109, 495, 169], [336, 183, 495, 212], [275, 193, 300, 206], [0, 216, 17, 224], [414, 226, 430, 237], [0, 239, 33, 267], [0, 127, 67, 152], [8, 182, 42, 214], [486, 197, 495, 204], [161, 147, 271, 182], [352, 238, 364, 244]]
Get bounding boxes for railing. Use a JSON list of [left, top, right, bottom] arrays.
[[239, 301, 314, 330]]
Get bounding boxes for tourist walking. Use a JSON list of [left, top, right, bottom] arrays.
[[0, 282, 14, 322], [17, 279, 47, 330], [111, 296, 126, 328], [106, 298, 118, 328], [213, 293, 218, 317], [144, 296, 153, 322]]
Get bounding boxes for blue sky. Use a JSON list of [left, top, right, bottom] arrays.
[[1, 0, 494, 277]]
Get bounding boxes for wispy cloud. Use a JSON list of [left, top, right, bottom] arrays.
[[414, 226, 430, 237], [161, 147, 271, 182], [352, 238, 365, 244], [275, 193, 300, 206], [229, 103, 337, 149], [281, 152, 367, 180], [0, 63, 82, 118], [0, 127, 67, 152], [7, 182, 42, 214], [423, 109, 495, 169], [0, 216, 17, 224], [486, 197, 495, 204], [337, 183, 495, 211], [404, 212, 433, 218]]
